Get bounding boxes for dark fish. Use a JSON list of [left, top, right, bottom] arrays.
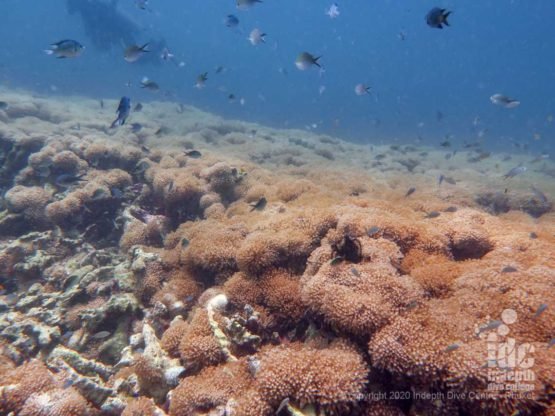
[[224, 14, 239, 27], [249, 197, 267, 212], [405, 187, 416, 197], [329, 256, 344, 266], [176, 103, 185, 113], [124, 43, 149, 63], [444, 153, 452, 160], [501, 266, 517, 273], [215, 65, 225, 74], [0, 101, 8, 110], [367, 226, 381, 237], [548, 338, 555, 349], [195, 72, 209, 89], [438, 174, 444, 185], [184, 150, 202, 158], [443, 206, 458, 213], [181, 238, 190, 248], [443, 176, 456, 185], [529, 232, 538, 239], [140, 77, 160, 92], [91, 330, 111, 339], [425, 211, 441, 219], [351, 267, 360, 277], [111, 96, 131, 128], [99, 99, 104, 109], [439, 140, 450, 147], [237, 0, 262, 10], [45, 39, 84, 58], [503, 166, 527, 179], [444, 343, 460, 353], [426, 7, 451, 29], [133, 103, 143, 112], [55, 173, 86, 187], [111, 187, 124, 199], [295, 52, 321, 70], [140, 145, 150, 153], [91, 188, 109, 201], [531, 186, 548, 204], [533, 303, 548, 318]]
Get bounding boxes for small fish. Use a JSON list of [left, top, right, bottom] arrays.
[[425, 211, 441, 219], [91, 188, 109, 201], [160, 47, 175, 62], [135, 0, 149, 10], [215, 65, 226, 74], [181, 238, 190, 248], [184, 150, 202, 158], [45, 39, 84, 58], [444, 343, 460, 353], [354, 83, 371, 96], [91, 331, 111, 340], [443, 206, 458, 213], [405, 187, 416, 197], [130, 123, 143, 133], [295, 52, 321, 70], [548, 338, 555, 349], [248, 28, 267, 45], [329, 256, 344, 266], [531, 186, 548, 204], [503, 166, 527, 179], [124, 43, 149, 63], [55, 173, 86, 187], [530, 153, 549, 163], [111, 96, 131, 128], [490, 94, 520, 109], [529, 232, 538, 239], [350, 267, 360, 277], [195, 72, 208, 89], [438, 174, 445, 185], [249, 197, 267, 212], [276, 398, 290, 415], [325, 3, 340, 19], [477, 320, 502, 336], [0, 101, 9, 110], [501, 266, 517, 273], [533, 303, 548, 318], [224, 14, 240, 27], [228, 94, 236, 103], [133, 103, 143, 112], [398, 31, 406, 41], [140, 77, 160, 92], [426, 7, 451, 29], [99, 99, 104, 109], [237, 0, 262, 10], [62, 378, 75, 389]]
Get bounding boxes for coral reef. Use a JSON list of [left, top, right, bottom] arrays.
[[0, 90, 553, 415]]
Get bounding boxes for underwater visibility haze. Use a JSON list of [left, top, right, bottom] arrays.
[[0, 1, 554, 415]]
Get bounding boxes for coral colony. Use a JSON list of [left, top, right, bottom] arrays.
[[0, 92, 553, 415]]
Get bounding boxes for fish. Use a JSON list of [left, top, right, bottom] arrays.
[[436, 111, 444, 122], [215, 65, 226, 74], [181, 238, 190, 248], [531, 186, 548, 204], [195, 72, 208, 89], [248, 28, 266, 45], [424, 211, 441, 219], [160, 47, 175, 62], [501, 266, 517, 273], [276, 398, 290, 415], [354, 84, 371, 96], [224, 14, 240, 28], [325, 3, 340, 19], [184, 150, 202, 159], [439, 140, 451, 147], [0, 101, 8, 110], [329, 256, 344, 266], [351, 267, 360, 277], [133, 103, 143, 112], [529, 232, 538, 239], [444, 343, 460, 353], [99, 99, 104, 109], [443, 206, 458, 213], [476, 320, 502, 336], [45, 39, 84, 58], [530, 153, 549, 163], [367, 226, 381, 237], [295, 52, 321, 70], [140, 77, 160, 92], [405, 187, 416, 197], [55, 173, 86, 188], [503, 166, 527, 179], [130, 123, 143, 133], [135, 0, 149, 10], [490, 94, 520, 109], [124, 43, 149, 63], [91, 330, 111, 340], [110, 96, 131, 128], [533, 303, 548, 318], [237, 0, 262, 10], [548, 338, 555, 349], [426, 7, 451, 29], [249, 197, 267, 212]]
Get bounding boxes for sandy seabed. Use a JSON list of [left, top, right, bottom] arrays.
[[0, 88, 553, 416]]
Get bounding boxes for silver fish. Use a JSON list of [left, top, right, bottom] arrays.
[[503, 166, 527, 179], [490, 94, 520, 109]]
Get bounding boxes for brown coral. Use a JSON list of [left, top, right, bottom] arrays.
[[19, 387, 95, 416], [4, 185, 51, 224]]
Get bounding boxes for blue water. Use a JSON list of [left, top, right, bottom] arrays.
[[1, 0, 554, 154]]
